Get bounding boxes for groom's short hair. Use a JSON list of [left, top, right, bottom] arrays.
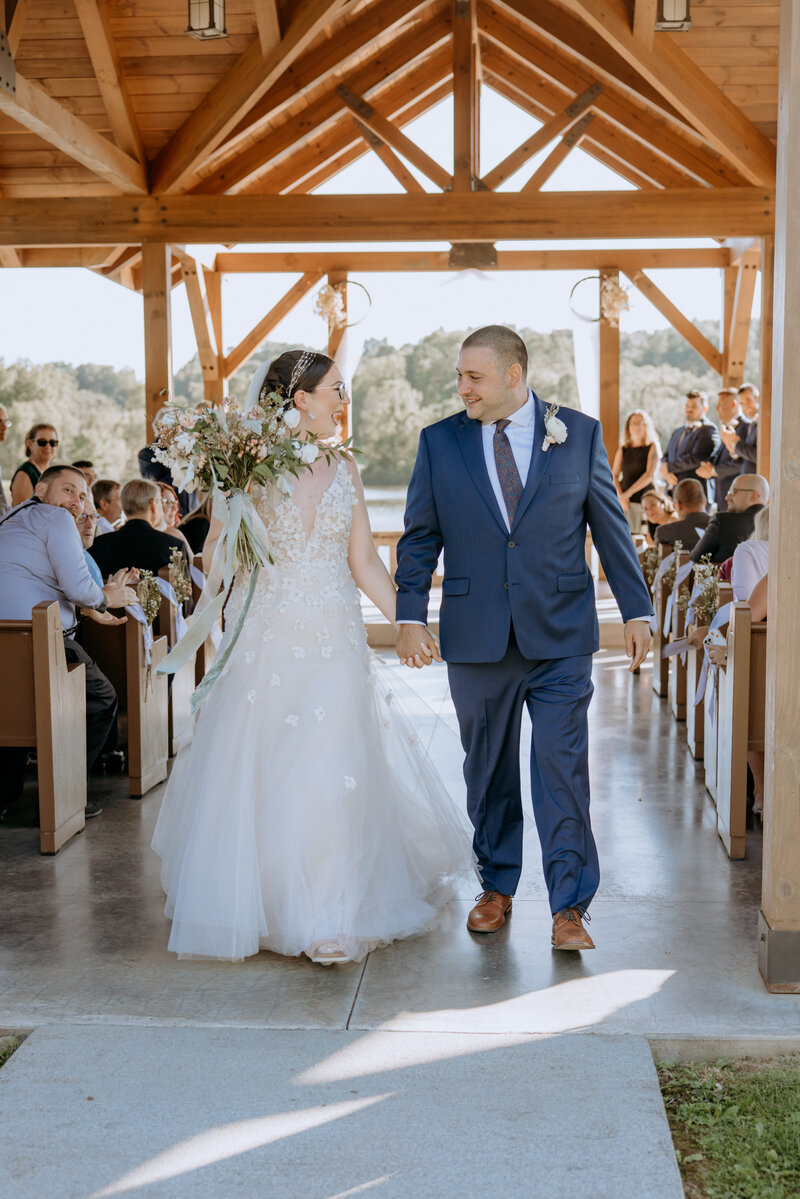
[[461, 326, 528, 378]]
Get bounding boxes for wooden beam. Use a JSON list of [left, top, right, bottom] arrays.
[[174, 250, 219, 386], [254, 0, 281, 58], [483, 8, 749, 189], [203, 267, 225, 402], [482, 84, 600, 190], [759, 0, 800, 992], [71, 0, 145, 164], [599, 269, 620, 464], [6, 0, 30, 55], [622, 268, 724, 374], [213, 248, 731, 273], [521, 112, 594, 192], [0, 73, 147, 194], [151, 0, 349, 194], [351, 118, 426, 193], [0, 247, 22, 267], [758, 233, 773, 480], [18, 247, 112, 268], [142, 243, 172, 442], [632, 0, 657, 50], [453, 0, 479, 192], [0, 191, 775, 247], [224, 272, 322, 378], [336, 84, 453, 191], [561, 0, 776, 185], [726, 249, 760, 385]]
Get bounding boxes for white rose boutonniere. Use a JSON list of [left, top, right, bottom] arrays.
[[542, 402, 568, 452]]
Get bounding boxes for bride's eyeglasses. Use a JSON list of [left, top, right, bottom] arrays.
[[313, 382, 348, 400]]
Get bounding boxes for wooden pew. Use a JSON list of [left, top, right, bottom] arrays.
[[703, 581, 733, 805], [686, 641, 705, 760], [651, 545, 671, 699], [157, 569, 195, 758], [668, 550, 691, 721], [79, 616, 169, 797], [0, 602, 86, 853], [715, 602, 768, 859]]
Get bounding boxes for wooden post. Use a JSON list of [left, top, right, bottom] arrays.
[[453, 0, 479, 193], [759, 233, 774, 480], [759, 0, 800, 993], [327, 269, 350, 440], [598, 270, 620, 466], [204, 267, 225, 402], [720, 265, 737, 385], [142, 242, 173, 439]]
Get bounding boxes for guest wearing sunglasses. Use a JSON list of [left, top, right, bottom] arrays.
[[690, 474, 769, 564], [10, 423, 59, 506]]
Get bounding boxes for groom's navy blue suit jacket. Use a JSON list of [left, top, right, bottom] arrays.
[[396, 393, 653, 663]]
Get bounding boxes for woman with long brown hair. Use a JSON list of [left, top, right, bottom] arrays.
[[611, 410, 662, 535]]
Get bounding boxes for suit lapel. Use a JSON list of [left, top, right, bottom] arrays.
[[510, 392, 553, 531], [454, 413, 508, 533]]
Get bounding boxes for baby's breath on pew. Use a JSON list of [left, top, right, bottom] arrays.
[[662, 540, 683, 594], [137, 571, 161, 628], [641, 547, 660, 590], [680, 555, 722, 627], [168, 547, 192, 606]]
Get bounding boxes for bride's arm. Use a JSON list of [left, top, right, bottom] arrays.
[[202, 514, 224, 575], [345, 458, 397, 624]]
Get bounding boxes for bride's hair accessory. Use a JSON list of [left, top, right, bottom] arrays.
[[288, 350, 317, 398]]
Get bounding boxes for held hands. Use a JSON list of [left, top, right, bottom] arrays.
[[695, 461, 715, 479], [103, 567, 139, 610], [396, 624, 442, 669], [624, 619, 651, 672], [720, 427, 740, 455]]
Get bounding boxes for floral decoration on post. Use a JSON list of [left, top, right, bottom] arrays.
[[641, 547, 660, 590], [662, 540, 683, 594], [168, 546, 192, 606], [542, 402, 568, 452], [137, 570, 161, 628]]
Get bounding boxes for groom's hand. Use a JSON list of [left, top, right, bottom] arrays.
[[625, 619, 651, 672], [396, 624, 442, 669]]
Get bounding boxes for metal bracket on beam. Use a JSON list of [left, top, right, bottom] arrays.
[[337, 84, 373, 121], [566, 82, 602, 118], [352, 118, 383, 151], [563, 113, 595, 147], [449, 242, 497, 269], [0, 32, 16, 95]]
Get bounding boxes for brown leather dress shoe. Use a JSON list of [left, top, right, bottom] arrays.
[[551, 908, 595, 950], [467, 891, 512, 933]]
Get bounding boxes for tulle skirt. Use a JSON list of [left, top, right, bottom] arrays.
[[152, 608, 475, 962]]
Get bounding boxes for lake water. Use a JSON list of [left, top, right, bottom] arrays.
[[364, 486, 407, 532]]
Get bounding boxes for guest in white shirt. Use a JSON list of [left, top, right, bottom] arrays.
[[92, 478, 123, 535], [0, 465, 137, 817], [731, 506, 769, 602]]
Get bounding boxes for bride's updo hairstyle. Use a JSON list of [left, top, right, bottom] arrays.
[[262, 349, 334, 407]]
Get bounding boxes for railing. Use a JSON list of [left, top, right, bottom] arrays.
[[373, 531, 443, 587]]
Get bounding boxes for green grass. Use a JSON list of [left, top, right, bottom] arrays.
[[659, 1059, 800, 1199], [0, 1035, 22, 1067]]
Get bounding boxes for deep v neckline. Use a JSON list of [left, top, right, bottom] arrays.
[[288, 460, 345, 547]]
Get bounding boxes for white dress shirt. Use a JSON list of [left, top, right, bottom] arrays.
[[96, 515, 116, 536], [731, 539, 769, 602]]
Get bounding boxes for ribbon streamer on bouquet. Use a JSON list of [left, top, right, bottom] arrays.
[[189, 563, 205, 591], [692, 601, 733, 715], [124, 601, 154, 665], [155, 486, 272, 714], [663, 560, 694, 636]]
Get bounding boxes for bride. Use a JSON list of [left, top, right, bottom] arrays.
[[152, 349, 474, 964]]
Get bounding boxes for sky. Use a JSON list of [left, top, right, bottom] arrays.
[[0, 87, 758, 379]]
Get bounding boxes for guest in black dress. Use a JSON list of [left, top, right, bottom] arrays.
[[641, 489, 676, 547], [611, 410, 662, 534], [179, 495, 212, 555], [10, 422, 59, 506]]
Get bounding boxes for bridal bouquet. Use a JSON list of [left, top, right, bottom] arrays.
[[151, 390, 351, 711]]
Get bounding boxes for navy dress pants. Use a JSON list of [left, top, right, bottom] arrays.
[[447, 627, 598, 915]]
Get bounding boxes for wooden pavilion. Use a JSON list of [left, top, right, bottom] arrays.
[[0, 0, 797, 991]]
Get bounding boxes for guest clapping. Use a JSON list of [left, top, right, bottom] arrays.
[[89, 479, 189, 578], [695, 389, 751, 511], [10, 422, 59, 505], [92, 479, 123, 535], [690, 474, 769, 564], [611, 410, 661, 534], [654, 479, 710, 551], [660, 391, 719, 499], [641, 489, 675, 547]]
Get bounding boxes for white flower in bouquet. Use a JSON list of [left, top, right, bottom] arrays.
[[282, 407, 301, 430], [299, 443, 319, 465], [542, 403, 568, 452]]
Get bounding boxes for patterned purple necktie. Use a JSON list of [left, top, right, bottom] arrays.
[[493, 418, 523, 526]]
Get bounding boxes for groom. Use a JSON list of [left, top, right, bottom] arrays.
[[395, 326, 653, 950]]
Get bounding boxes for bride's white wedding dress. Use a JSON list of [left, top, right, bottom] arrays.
[[152, 458, 474, 962]]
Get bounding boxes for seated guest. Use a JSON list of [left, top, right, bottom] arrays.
[[92, 478, 123, 535], [696, 388, 751, 511], [611, 410, 662, 534], [158, 482, 192, 553], [641, 489, 675, 547], [139, 421, 198, 519], [0, 465, 137, 816], [90, 478, 189, 578], [179, 494, 212, 555], [10, 422, 59, 506], [730, 506, 769, 602], [690, 474, 769, 564], [655, 478, 710, 551], [73, 460, 97, 489], [0, 404, 11, 514], [660, 390, 719, 500]]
